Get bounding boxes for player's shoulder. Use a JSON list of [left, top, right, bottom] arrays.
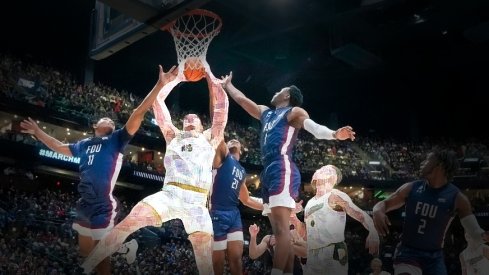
[[76, 137, 92, 145], [290, 106, 307, 115], [203, 128, 212, 140], [331, 189, 347, 197]]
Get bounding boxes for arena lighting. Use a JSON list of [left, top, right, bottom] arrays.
[[369, 161, 380, 165]]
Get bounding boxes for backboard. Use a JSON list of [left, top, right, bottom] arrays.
[[89, 0, 210, 60]]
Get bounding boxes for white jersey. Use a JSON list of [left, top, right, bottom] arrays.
[[304, 192, 346, 250], [461, 245, 489, 275], [163, 131, 215, 192]]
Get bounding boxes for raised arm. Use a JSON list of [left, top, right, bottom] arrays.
[[20, 118, 72, 156], [208, 76, 229, 150], [287, 107, 355, 141], [248, 224, 270, 260], [212, 140, 228, 169], [221, 72, 268, 120], [331, 190, 379, 255], [152, 75, 180, 143], [239, 184, 264, 211], [125, 65, 177, 135], [373, 182, 413, 236]]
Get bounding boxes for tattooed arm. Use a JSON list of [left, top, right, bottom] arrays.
[[331, 190, 379, 255], [208, 76, 229, 150], [152, 84, 179, 143]]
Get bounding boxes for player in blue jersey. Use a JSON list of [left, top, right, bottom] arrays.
[[20, 64, 177, 274], [221, 72, 355, 275], [210, 139, 263, 275], [373, 148, 489, 275]]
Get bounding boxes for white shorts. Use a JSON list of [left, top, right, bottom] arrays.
[[394, 264, 422, 275], [213, 231, 244, 251], [72, 223, 114, 240], [142, 185, 213, 235], [305, 244, 348, 275], [261, 200, 296, 216]]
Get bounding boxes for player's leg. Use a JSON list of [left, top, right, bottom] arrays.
[[81, 191, 168, 273], [73, 201, 112, 275], [226, 230, 244, 275], [226, 209, 244, 275], [212, 249, 226, 275], [76, 235, 112, 275], [283, 249, 294, 274], [189, 232, 214, 275], [265, 157, 301, 274], [211, 209, 229, 275], [269, 206, 293, 274], [183, 204, 215, 275]]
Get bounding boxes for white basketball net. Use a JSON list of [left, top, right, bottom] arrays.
[[166, 9, 222, 70]]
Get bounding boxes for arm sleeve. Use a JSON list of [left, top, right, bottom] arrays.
[[460, 214, 485, 244], [303, 118, 336, 140]]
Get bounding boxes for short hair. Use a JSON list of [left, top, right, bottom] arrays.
[[370, 257, 382, 266], [311, 164, 342, 189], [226, 139, 240, 149], [431, 147, 459, 181], [331, 165, 343, 184], [288, 85, 303, 107]]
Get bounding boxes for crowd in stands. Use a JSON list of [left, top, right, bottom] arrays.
[[2, 53, 489, 182], [1, 157, 487, 274]]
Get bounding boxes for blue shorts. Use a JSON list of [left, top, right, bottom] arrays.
[[393, 244, 447, 275], [261, 156, 301, 214], [72, 198, 118, 240], [210, 208, 243, 250]]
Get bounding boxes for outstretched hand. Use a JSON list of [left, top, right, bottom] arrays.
[[20, 117, 40, 136], [220, 71, 233, 90], [158, 65, 178, 84], [335, 126, 356, 141]]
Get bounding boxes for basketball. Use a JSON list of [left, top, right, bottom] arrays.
[[183, 57, 206, 82]]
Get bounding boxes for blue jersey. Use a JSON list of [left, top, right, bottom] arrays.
[[401, 180, 459, 251], [210, 154, 246, 210], [260, 107, 299, 165], [69, 128, 132, 203]]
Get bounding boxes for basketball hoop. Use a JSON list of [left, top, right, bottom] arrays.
[[162, 9, 222, 71], [155, 8, 224, 109]]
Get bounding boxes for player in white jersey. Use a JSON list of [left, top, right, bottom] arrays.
[[81, 73, 229, 274], [303, 165, 379, 275], [460, 233, 489, 275]]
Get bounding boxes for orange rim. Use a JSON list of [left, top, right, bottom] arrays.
[[160, 9, 222, 39]]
